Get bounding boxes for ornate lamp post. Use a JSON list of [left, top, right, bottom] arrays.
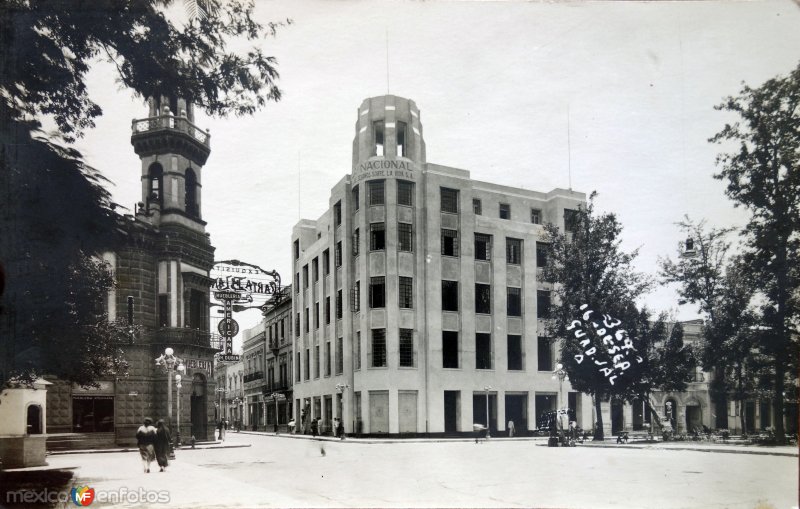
[[175, 370, 185, 447], [336, 383, 350, 437], [483, 385, 493, 439], [154, 347, 184, 437]]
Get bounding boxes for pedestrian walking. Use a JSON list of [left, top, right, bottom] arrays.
[[135, 417, 157, 473], [311, 417, 318, 437], [508, 420, 515, 438], [154, 420, 171, 472], [337, 419, 345, 440]]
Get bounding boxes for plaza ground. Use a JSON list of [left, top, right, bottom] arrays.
[[15, 433, 800, 508]]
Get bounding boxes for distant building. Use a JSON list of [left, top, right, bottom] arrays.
[[263, 286, 294, 431], [46, 96, 219, 447], [291, 95, 590, 436]]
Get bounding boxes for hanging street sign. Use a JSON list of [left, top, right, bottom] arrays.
[[217, 354, 241, 362], [217, 318, 239, 338]]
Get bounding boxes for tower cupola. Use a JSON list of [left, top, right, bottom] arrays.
[[352, 95, 425, 169]]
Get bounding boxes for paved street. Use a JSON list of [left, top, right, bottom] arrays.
[[41, 433, 797, 508]]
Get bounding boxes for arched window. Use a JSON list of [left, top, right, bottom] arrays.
[[148, 163, 164, 204], [185, 168, 198, 217], [27, 404, 42, 434]]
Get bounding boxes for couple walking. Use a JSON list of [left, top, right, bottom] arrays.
[[136, 417, 172, 473]]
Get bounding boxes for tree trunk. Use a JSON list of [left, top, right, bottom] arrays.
[[593, 393, 604, 441], [739, 400, 747, 437], [774, 357, 786, 441]]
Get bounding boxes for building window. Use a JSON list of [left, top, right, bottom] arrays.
[[531, 208, 542, 225], [370, 276, 386, 308], [304, 349, 310, 380], [473, 198, 482, 215], [508, 335, 523, 370], [370, 223, 386, 251], [295, 313, 300, 337], [314, 345, 320, 378], [441, 229, 459, 257], [442, 280, 459, 311], [148, 163, 163, 203], [506, 238, 522, 264], [352, 281, 361, 312], [325, 341, 331, 377], [185, 168, 199, 217], [399, 276, 413, 308], [396, 121, 407, 158], [475, 284, 491, 314], [507, 287, 522, 317], [323, 249, 330, 275], [335, 241, 342, 267], [312, 257, 319, 281], [442, 331, 459, 368], [475, 233, 492, 261], [371, 329, 387, 368], [536, 242, 549, 268], [368, 180, 385, 206], [158, 294, 169, 327], [280, 318, 285, 338], [398, 222, 413, 252], [564, 208, 580, 233], [537, 290, 552, 319], [476, 333, 492, 369], [352, 185, 360, 211], [336, 289, 343, 319], [397, 180, 413, 206], [314, 302, 319, 329], [441, 187, 459, 214], [334, 200, 342, 226], [373, 121, 385, 157], [336, 337, 344, 375], [399, 328, 414, 367], [499, 203, 510, 220], [353, 228, 360, 256], [296, 352, 301, 382], [538, 337, 553, 371], [304, 307, 309, 332], [355, 331, 361, 370], [294, 239, 300, 260], [294, 273, 300, 292], [303, 265, 309, 288], [325, 296, 331, 324]]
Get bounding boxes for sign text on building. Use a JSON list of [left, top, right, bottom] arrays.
[[352, 158, 415, 184]]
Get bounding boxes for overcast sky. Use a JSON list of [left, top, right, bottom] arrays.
[[73, 0, 800, 349]]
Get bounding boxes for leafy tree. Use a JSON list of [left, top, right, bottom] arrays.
[[710, 64, 800, 441], [0, 0, 288, 386], [540, 193, 653, 440]]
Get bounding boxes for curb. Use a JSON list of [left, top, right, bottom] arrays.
[[47, 444, 251, 455], [573, 442, 798, 457]]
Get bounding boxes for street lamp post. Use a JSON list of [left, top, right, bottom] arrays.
[[552, 363, 569, 411], [175, 372, 183, 447], [270, 392, 282, 434], [484, 385, 492, 439], [336, 383, 350, 438], [154, 347, 184, 450]]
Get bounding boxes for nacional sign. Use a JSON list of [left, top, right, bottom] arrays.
[[352, 158, 416, 184]]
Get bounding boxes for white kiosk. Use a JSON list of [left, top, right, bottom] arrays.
[[0, 378, 51, 468]]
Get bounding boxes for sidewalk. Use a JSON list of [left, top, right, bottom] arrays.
[[45, 441, 250, 457], [235, 429, 799, 456]]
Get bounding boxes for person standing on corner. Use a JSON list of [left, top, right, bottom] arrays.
[[337, 418, 345, 440], [508, 420, 515, 438], [154, 420, 171, 472], [311, 417, 318, 437], [136, 417, 157, 473]]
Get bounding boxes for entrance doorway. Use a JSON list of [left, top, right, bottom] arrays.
[[504, 394, 528, 433], [444, 391, 460, 434], [369, 391, 389, 433], [759, 400, 771, 430], [611, 401, 624, 435], [472, 392, 497, 434], [190, 373, 207, 439], [398, 391, 418, 433], [632, 398, 645, 430], [685, 404, 702, 431], [745, 401, 756, 433]]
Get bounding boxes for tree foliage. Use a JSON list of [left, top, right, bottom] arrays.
[[709, 63, 800, 440], [0, 0, 288, 386], [540, 193, 654, 439]]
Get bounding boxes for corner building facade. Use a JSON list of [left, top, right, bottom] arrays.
[[292, 95, 591, 436]]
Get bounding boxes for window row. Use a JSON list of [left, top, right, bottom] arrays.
[[442, 332, 556, 371], [442, 281, 551, 317], [349, 180, 415, 209], [295, 249, 331, 292], [294, 338, 346, 382]]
